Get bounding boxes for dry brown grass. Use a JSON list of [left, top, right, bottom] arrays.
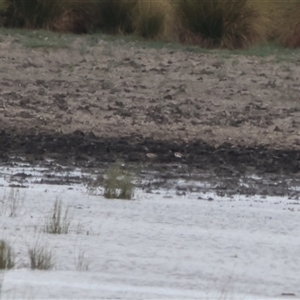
[[173, 0, 270, 49], [132, 0, 174, 40], [43, 199, 71, 234], [29, 240, 54, 270], [274, 0, 300, 48], [0, 0, 64, 29], [90, 0, 137, 34], [0, 0, 300, 48], [0, 240, 15, 270], [253, 0, 279, 41], [52, 0, 94, 33], [0, 0, 172, 37]]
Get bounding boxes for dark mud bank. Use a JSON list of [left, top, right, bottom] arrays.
[[1, 130, 300, 174]]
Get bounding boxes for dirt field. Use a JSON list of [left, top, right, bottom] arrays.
[[0, 30, 300, 173]]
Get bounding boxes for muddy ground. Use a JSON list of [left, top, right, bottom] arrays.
[[0, 31, 300, 181]]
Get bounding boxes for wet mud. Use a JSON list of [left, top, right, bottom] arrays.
[[0, 33, 300, 197]]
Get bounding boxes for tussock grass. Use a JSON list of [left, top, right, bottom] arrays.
[[174, 0, 269, 49], [0, 0, 300, 48], [132, 0, 174, 40], [0, 240, 15, 270], [274, 0, 300, 48], [104, 163, 134, 200], [0, 0, 172, 38], [0, 0, 92, 33], [91, 0, 137, 34], [0, 0, 64, 29], [44, 199, 71, 234], [254, 0, 279, 41], [29, 241, 54, 270], [52, 0, 93, 34]]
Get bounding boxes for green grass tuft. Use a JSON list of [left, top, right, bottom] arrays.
[[104, 163, 134, 200]]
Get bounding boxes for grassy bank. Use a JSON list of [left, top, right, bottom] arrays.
[[0, 0, 299, 49]]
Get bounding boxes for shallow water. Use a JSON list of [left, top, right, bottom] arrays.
[[0, 162, 299, 299], [1, 159, 299, 198]]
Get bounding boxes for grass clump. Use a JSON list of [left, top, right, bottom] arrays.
[[0, 0, 92, 33], [174, 0, 269, 49], [91, 0, 137, 34], [0, 0, 64, 29], [274, 0, 300, 48], [6, 188, 23, 217], [28, 241, 54, 270], [132, 0, 174, 39], [44, 199, 71, 234], [0, 0, 173, 36], [0, 188, 24, 217], [75, 250, 91, 271], [0, 0, 299, 49], [104, 163, 134, 200], [52, 0, 95, 34], [0, 240, 15, 270]]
